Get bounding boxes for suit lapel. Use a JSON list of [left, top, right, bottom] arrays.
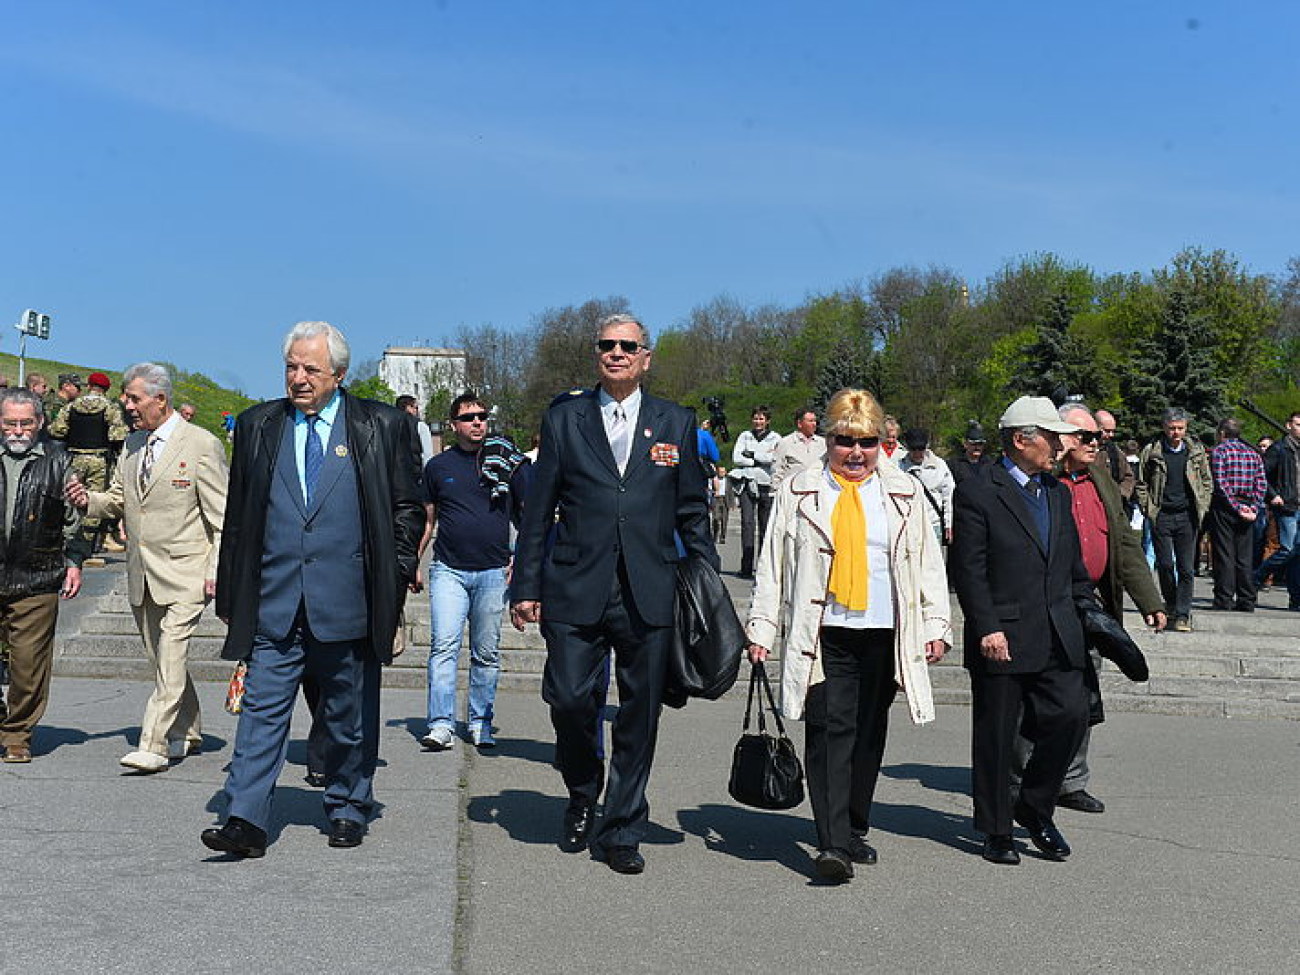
[[273, 409, 307, 518], [308, 401, 353, 517], [621, 394, 661, 481], [140, 422, 185, 501], [577, 390, 621, 479], [992, 464, 1047, 556]]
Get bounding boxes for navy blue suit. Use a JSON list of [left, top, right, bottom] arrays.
[[513, 388, 717, 851], [216, 392, 423, 833]]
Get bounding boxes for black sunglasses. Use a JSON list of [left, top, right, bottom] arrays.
[[1073, 431, 1100, 444], [596, 339, 645, 354], [454, 411, 489, 423], [832, 435, 881, 450]]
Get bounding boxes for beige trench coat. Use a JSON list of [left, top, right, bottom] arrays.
[[745, 463, 952, 723]]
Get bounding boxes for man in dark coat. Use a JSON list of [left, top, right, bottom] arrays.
[[951, 396, 1093, 866], [511, 313, 718, 875], [202, 321, 423, 858], [1013, 403, 1166, 816]]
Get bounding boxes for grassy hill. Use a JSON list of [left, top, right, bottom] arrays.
[[0, 351, 259, 446]]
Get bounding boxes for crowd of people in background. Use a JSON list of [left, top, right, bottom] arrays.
[[2, 320, 1297, 885]]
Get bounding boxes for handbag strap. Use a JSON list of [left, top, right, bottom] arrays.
[[742, 661, 767, 734], [753, 661, 789, 737]]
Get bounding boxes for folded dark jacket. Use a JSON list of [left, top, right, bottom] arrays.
[[665, 553, 745, 708], [1080, 603, 1149, 682]]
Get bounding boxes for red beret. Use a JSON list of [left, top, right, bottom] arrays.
[[87, 371, 112, 389]]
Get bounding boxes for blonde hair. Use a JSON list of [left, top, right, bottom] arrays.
[[824, 388, 884, 439]]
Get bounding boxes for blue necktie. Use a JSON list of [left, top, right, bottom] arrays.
[[305, 415, 324, 506]]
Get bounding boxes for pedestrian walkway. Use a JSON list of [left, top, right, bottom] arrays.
[[7, 675, 1298, 974]]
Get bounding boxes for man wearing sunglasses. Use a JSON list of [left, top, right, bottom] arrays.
[[416, 394, 527, 751], [1011, 403, 1165, 818], [511, 313, 718, 875]]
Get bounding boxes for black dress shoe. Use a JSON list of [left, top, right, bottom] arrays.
[[1014, 804, 1071, 860], [201, 817, 267, 858], [560, 801, 596, 853], [1057, 789, 1105, 814], [327, 818, 365, 848], [981, 834, 1020, 865], [304, 770, 327, 788], [814, 849, 854, 883], [604, 845, 645, 875], [847, 834, 878, 865]]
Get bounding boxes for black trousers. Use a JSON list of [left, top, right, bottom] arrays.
[[970, 656, 1088, 837], [541, 561, 669, 851], [1153, 509, 1198, 618], [736, 484, 773, 570], [803, 627, 896, 853], [1207, 500, 1257, 609]]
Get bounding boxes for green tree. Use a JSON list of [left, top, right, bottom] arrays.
[[1012, 293, 1107, 404], [347, 374, 396, 403], [813, 341, 883, 414], [1122, 290, 1227, 436]]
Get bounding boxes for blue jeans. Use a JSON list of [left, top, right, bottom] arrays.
[[426, 562, 508, 733], [1256, 508, 1300, 604]]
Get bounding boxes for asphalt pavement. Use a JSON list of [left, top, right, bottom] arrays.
[[7, 673, 1298, 975]]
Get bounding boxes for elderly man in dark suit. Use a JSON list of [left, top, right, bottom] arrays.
[[201, 321, 423, 857], [951, 396, 1093, 866], [511, 313, 718, 875]]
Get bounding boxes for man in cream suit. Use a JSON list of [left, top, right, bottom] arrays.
[[67, 362, 227, 773]]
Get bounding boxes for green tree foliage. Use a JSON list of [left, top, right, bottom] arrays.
[[813, 340, 883, 414], [1122, 291, 1227, 437], [347, 374, 396, 404], [1011, 293, 1106, 404]]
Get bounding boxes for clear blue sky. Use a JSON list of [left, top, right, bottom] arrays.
[[2, 1, 1296, 400]]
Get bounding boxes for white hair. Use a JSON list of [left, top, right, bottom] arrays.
[[283, 321, 351, 374], [122, 362, 173, 400]]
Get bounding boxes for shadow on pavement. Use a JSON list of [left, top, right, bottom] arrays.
[[33, 724, 135, 756], [881, 761, 972, 797], [677, 803, 811, 876], [467, 789, 685, 847]]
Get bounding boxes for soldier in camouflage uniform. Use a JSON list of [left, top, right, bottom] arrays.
[[48, 372, 128, 552]]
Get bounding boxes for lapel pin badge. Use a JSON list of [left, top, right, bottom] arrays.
[[335, 444, 349, 457]]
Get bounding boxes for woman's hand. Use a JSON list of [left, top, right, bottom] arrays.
[[924, 639, 948, 664], [747, 643, 769, 664]]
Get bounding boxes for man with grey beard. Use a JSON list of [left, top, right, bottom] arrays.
[[0, 388, 88, 763]]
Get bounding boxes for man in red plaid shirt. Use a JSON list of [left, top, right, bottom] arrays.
[[1208, 418, 1268, 612]]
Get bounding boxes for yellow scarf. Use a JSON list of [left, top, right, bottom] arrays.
[[828, 471, 870, 611]]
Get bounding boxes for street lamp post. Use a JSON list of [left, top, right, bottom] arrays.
[[13, 309, 52, 385]]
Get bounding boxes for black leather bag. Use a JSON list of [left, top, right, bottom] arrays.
[[728, 662, 805, 811], [665, 553, 746, 708], [1080, 603, 1149, 682]]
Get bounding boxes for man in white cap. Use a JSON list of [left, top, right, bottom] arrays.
[[951, 395, 1094, 866]]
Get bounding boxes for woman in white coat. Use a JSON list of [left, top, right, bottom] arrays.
[[746, 389, 951, 883]]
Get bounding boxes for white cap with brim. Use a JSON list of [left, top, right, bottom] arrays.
[[998, 395, 1080, 434]]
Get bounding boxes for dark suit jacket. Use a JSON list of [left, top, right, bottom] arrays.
[[951, 461, 1094, 675], [513, 387, 718, 627], [216, 390, 424, 663]]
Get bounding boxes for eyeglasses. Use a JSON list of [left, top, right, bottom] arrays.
[[831, 435, 880, 450], [453, 411, 488, 424], [0, 418, 39, 430], [1072, 431, 1101, 444], [595, 339, 645, 355]]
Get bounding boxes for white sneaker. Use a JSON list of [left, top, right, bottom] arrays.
[[119, 750, 169, 773], [420, 727, 454, 750], [471, 724, 496, 748]]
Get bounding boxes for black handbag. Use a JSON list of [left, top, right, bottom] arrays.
[[728, 661, 805, 811]]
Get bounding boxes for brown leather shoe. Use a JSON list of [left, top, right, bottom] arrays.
[[2, 745, 32, 763]]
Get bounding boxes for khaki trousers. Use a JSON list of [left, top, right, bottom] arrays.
[[131, 588, 206, 756], [0, 592, 60, 750]]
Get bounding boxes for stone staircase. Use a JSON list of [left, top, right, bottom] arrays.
[[53, 555, 1300, 720]]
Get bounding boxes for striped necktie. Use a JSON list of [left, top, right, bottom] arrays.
[[138, 434, 160, 492]]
